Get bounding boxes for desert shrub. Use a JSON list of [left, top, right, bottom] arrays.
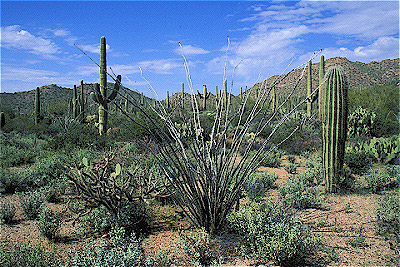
[[257, 149, 284, 168], [279, 173, 321, 209], [19, 191, 44, 220], [40, 179, 67, 203], [0, 169, 27, 193], [286, 155, 296, 164], [284, 163, 298, 174], [36, 207, 62, 241], [179, 228, 217, 266], [243, 172, 278, 200], [67, 227, 141, 267], [79, 205, 113, 235], [0, 201, 16, 224], [0, 244, 58, 267], [377, 190, 400, 235], [345, 148, 371, 175], [346, 236, 368, 248], [0, 145, 36, 168], [348, 107, 376, 137], [365, 168, 392, 193], [227, 201, 318, 266]]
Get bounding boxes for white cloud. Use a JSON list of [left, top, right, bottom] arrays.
[[52, 29, 70, 37], [174, 44, 210, 56], [1, 25, 59, 56], [138, 59, 181, 74], [78, 43, 111, 54]]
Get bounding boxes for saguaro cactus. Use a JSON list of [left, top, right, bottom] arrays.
[[35, 87, 41, 124], [181, 83, 185, 110], [223, 80, 228, 108], [0, 112, 5, 129], [197, 85, 211, 110], [321, 67, 348, 193], [90, 36, 121, 135], [306, 60, 313, 117], [166, 91, 170, 109], [79, 80, 87, 121], [318, 55, 325, 120], [72, 85, 78, 118]]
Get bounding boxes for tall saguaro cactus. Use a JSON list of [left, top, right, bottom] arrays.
[[318, 55, 325, 120], [321, 67, 348, 193], [72, 85, 78, 118], [79, 80, 87, 121], [197, 85, 211, 110], [90, 36, 121, 135], [35, 87, 41, 124], [306, 60, 313, 117], [0, 112, 5, 129]]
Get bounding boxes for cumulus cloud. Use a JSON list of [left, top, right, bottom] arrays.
[[1, 25, 59, 56], [174, 44, 210, 56]]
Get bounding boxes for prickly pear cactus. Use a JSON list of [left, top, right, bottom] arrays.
[[321, 67, 348, 193]]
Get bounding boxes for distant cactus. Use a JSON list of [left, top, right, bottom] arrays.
[[166, 90, 170, 109], [72, 85, 78, 118], [223, 80, 228, 108], [318, 55, 325, 121], [306, 60, 313, 117], [0, 112, 5, 129], [90, 35, 121, 135], [79, 80, 87, 121], [35, 87, 41, 124], [197, 85, 211, 110], [321, 67, 348, 193]]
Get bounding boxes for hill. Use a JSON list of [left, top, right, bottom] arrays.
[[247, 57, 399, 98]]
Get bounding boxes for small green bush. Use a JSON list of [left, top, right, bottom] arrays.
[[377, 190, 400, 235], [227, 201, 318, 266], [346, 236, 368, 248], [79, 206, 113, 235], [67, 227, 141, 267], [0, 201, 16, 224], [284, 163, 298, 174], [0, 169, 27, 194], [344, 148, 371, 175], [365, 168, 392, 193], [279, 173, 321, 209], [19, 191, 44, 220], [243, 172, 278, 199], [258, 149, 284, 168], [37, 207, 62, 241], [40, 179, 67, 203], [179, 228, 216, 266], [0, 244, 58, 267]]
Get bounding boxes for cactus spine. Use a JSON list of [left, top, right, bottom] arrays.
[[90, 36, 121, 135], [319, 55, 325, 120], [198, 85, 210, 110], [321, 67, 348, 193], [35, 87, 41, 124]]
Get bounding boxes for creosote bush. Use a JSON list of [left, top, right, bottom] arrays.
[[0, 168, 27, 194], [365, 168, 392, 193], [0, 244, 59, 267], [19, 191, 44, 220], [37, 207, 62, 241], [227, 201, 318, 266], [0, 201, 16, 224], [377, 189, 400, 236], [243, 171, 278, 200]]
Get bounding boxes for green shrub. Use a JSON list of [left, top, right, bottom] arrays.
[[179, 228, 216, 266], [227, 201, 318, 266], [348, 107, 376, 137], [0, 244, 58, 267], [0, 169, 27, 193], [377, 190, 400, 235], [243, 172, 278, 199], [0, 145, 36, 168], [0, 201, 16, 224], [284, 163, 298, 174], [23, 154, 66, 188], [19, 191, 44, 220], [344, 148, 371, 175], [67, 227, 141, 267], [346, 236, 367, 248], [36, 207, 62, 241], [279, 173, 321, 209], [40, 179, 67, 203], [365, 168, 392, 193], [79, 206, 113, 235], [258, 149, 284, 168]]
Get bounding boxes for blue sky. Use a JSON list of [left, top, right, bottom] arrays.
[[1, 1, 399, 97]]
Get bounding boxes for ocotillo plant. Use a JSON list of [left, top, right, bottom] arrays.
[[318, 55, 325, 120], [321, 67, 348, 193], [0, 112, 5, 129], [90, 37, 121, 135], [35, 87, 41, 124], [197, 85, 210, 110]]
